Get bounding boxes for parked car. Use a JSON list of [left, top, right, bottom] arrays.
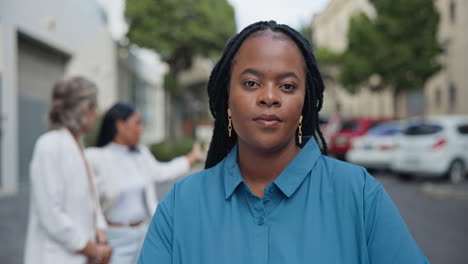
[[347, 121, 405, 170], [392, 115, 468, 183], [328, 118, 385, 160]]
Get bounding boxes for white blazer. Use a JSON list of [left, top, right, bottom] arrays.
[[85, 144, 190, 219], [24, 128, 106, 264]]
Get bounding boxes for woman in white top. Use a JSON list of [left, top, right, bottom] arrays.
[[85, 102, 204, 264], [25, 76, 113, 264]]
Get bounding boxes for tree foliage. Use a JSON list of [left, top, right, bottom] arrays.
[[299, 23, 313, 45], [340, 0, 441, 93], [125, 0, 236, 82]]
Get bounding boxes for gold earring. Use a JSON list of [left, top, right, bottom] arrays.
[[298, 115, 303, 144], [227, 108, 232, 137]]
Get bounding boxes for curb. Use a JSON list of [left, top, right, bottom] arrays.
[[421, 183, 468, 200]]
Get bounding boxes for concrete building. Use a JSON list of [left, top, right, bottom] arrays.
[[0, 0, 119, 196], [312, 0, 376, 52], [0, 0, 169, 196], [311, 0, 396, 119], [425, 0, 468, 115], [117, 45, 168, 144], [312, 0, 467, 119]]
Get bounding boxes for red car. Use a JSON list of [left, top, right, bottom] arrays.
[[328, 118, 385, 160]]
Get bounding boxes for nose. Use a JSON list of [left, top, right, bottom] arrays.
[[258, 84, 281, 108]]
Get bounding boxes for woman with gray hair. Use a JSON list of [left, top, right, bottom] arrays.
[[24, 76, 113, 264]]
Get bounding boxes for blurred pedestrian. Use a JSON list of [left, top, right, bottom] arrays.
[[137, 21, 429, 263], [85, 102, 205, 264], [25, 76, 112, 264], [323, 102, 342, 144]]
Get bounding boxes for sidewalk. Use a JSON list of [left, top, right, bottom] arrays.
[[421, 181, 468, 200], [0, 164, 204, 264], [0, 183, 29, 264]]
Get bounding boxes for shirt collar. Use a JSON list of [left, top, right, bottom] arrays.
[[107, 142, 131, 153], [273, 137, 321, 197], [224, 144, 243, 199], [223, 137, 322, 199]]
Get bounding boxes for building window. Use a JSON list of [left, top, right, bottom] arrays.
[[448, 83, 457, 112], [435, 88, 441, 107], [450, 1, 456, 24]]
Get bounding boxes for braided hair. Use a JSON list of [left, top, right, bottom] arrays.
[[205, 20, 327, 169]]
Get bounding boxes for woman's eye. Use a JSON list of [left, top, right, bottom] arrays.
[[281, 83, 296, 91], [244, 81, 258, 88]]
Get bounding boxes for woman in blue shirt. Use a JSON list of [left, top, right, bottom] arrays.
[[137, 21, 429, 264]]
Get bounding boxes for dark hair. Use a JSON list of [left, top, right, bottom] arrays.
[[96, 102, 136, 147], [205, 20, 327, 169]]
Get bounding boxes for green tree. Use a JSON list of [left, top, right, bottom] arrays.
[[340, 0, 441, 113], [299, 23, 313, 45], [125, 0, 236, 92], [125, 0, 236, 138]]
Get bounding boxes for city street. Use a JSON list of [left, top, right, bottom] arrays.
[[373, 171, 468, 264], [1, 169, 467, 263]]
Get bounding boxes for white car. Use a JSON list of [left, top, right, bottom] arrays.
[[347, 122, 405, 170], [392, 115, 468, 183]]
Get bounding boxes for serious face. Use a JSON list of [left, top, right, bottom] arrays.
[[228, 30, 306, 153], [116, 111, 143, 146]]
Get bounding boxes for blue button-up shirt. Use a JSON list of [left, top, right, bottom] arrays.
[[138, 138, 428, 263]]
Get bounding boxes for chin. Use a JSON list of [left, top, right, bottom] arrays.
[[249, 134, 295, 154]]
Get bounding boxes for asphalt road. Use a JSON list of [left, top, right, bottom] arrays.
[[373, 171, 468, 264]]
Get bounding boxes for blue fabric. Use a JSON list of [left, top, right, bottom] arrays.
[[138, 138, 429, 264]]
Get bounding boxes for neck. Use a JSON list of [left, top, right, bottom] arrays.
[[113, 137, 127, 146], [237, 139, 301, 198]]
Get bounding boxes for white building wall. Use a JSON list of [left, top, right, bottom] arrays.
[[130, 46, 168, 144], [0, 0, 118, 195]]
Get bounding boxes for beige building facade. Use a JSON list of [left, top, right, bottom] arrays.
[[311, 0, 395, 119], [312, 0, 468, 119], [425, 0, 468, 115]]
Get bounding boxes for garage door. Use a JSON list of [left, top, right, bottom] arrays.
[[17, 33, 68, 183]]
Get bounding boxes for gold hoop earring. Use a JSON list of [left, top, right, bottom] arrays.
[[227, 108, 232, 137], [298, 115, 303, 144]]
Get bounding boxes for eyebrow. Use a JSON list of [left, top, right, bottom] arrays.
[[240, 68, 264, 78], [277, 72, 301, 81], [240, 68, 301, 81]]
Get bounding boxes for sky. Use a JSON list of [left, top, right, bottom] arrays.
[[227, 0, 330, 31], [97, 0, 330, 39]]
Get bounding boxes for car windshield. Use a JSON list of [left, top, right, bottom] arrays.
[[404, 123, 443, 135], [340, 121, 358, 130], [368, 123, 403, 136]]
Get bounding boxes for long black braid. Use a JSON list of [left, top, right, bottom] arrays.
[[205, 20, 327, 169]]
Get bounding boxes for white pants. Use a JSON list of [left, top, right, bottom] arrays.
[[107, 222, 149, 264]]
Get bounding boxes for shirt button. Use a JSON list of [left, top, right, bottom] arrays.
[[256, 217, 265, 226]]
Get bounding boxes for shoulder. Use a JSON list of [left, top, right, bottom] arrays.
[[138, 144, 151, 153], [84, 146, 105, 162], [316, 155, 381, 196], [33, 130, 64, 153], [138, 145, 156, 158], [176, 163, 222, 193], [84, 146, 102, 155], [160, 161, 225, 207], [31, 130, 74, 164]]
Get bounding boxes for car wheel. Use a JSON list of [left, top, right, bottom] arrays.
[[398, 173, 412, 181], [448, 160, 465, 184]]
